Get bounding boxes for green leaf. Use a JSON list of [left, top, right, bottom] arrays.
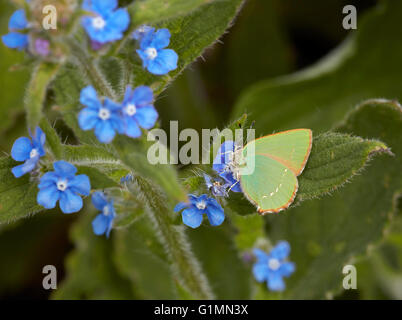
[[126, 0, 245, 94], [264, 99, 402, 299], [296, 132, 390, 202], [0, 157, 42, 224], [54, 212, 134, 299], [232, 0, 402, 134], [112, 0, 222, 54], [129, 0, 214, 27], [25, 62, 60, 131], [39, 118, 63, 159]]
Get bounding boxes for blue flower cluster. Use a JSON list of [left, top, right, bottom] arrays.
[[174, 194, 225, 229], [174, 141, 246, 229], [252, 241, 295, 291], [78, 85, 158, 143], [10, 128, 117, 237]]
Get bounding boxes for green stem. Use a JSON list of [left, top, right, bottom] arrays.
[[134, 176, 215, 299], [25, 62, 61, 130], [68, 39, 116, 100]]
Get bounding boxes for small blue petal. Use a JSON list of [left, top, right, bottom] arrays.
[[279, 262, 295, 277], [11, 137, 32, 161], [9, 9, 28, 30], [53, 161, 78, 177], [270, 241, 291, 261], [2, 32, 28, 50], [37, 185, 60, 209], [174, 201, 189, 212], [132, 25, 153, 41], [134, 106, 158, 129], [32, 127, 46, 155], [253, 248, 269, 263], [267, 272, 286, 292], [78, 108, 99, 130], [206, 204, 225, 226], [95, 120, 116, 143], [80, 86, 100, 109], [124, 116, 142, 138], [132, 86, 153, 107], [38, 172, 59, 188], [92, 213, 109, 235], [150, 28, 171, 50], [107, 8, 130, 33], [59, 189, 83, 214], [69, 174, 91, 196], [252, 263, 269, 283], [182, 207, 203, 229], [92, 191, 108, 210], [147, 49, 178, 75], [91, 0, 118, 15], [11, 157, 38, 178]]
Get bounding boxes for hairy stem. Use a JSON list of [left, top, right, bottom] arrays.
[[68, 38, 117, 100], [134, 176, 215, 299]]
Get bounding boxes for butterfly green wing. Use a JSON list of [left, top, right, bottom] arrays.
[[245, 129, 312, 176], [240, 154, 298, 214]]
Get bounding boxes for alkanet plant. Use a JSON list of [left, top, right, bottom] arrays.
[[0, 0, 401, 300]]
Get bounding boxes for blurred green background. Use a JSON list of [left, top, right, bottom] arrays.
[[1, 0, 401, 299]]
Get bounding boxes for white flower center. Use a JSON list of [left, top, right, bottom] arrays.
[[103, 205, 110, 216], [268, 258, 281, 271], [92, 16, 106, 30], [98, 108, 111, 120], [30, 148, 38, 158], [125, 104, 137, 116], [57, 180, 68, 192], [145, 47, 158, 60], [196, 200, 206, 210]]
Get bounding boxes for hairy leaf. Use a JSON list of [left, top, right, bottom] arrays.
[[0, 157, 42, 224], [264, 100, 401, 299]]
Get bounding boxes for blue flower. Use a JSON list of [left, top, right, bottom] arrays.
[[212, 141, 242, 192], [121, 86, 158, 138], [82, 0, 130, 44], [78, 86, 124, 143], [137, 28, 178, 75], [204, 174, 230, 197], [132, 25, 153, 41], [174, 194, 225, 229], [252, 241, 295, 292], [2, 9, 29, 50], [11, 127, 46, 178], [37, 161, 91, 214], [91, 191, 116, 238]]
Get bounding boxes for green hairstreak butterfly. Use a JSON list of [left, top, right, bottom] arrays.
[[216, 129, 312, 214]]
